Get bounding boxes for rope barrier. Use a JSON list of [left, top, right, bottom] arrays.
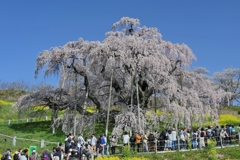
[[0, 133, 59, 147]]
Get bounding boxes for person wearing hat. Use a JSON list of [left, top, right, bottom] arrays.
[[1, 149, 12, 160], [29, 150, 38, 160]]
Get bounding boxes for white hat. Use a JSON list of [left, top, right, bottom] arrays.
[[32, 150, 36, 153]]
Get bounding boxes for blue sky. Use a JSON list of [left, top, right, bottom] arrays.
[[0, 0, 240, 86]]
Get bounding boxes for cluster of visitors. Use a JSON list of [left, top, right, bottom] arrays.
[[63, 132, 109, 159], [2, 124, 240, 160], [1, 148, 37, 160], [127, 124, 239, 152]]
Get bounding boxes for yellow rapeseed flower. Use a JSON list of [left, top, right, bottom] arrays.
[[218, 114, 240, 125], [0, 100, 13, 106]]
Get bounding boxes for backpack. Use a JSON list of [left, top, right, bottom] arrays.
[[13, 154, 19, 160], [207, 130, 212, 137], [42, 153, 49, 160], [101, 137, 106, 144], [53, 156, 59, 160], [232, 128, 236, 134], [184, 133, 189, 141], [215, 128, 220, 136], [68, 156, 76, 160], [158, 133, 164, 140], [148, 134, 155, 142], [193, 134, 197, 140], [1, 153, 8, 160], [130, 135, 136, 142], [97, 137, 101, 143]]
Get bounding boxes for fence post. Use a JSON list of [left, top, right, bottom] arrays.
[[177, 136, 180, 150], [238, 132, 240, 146], [155, 139, 157, 154], [41, 139, 45, 148], [52, 127, 55, 134], [13, 136, 16, 146], [102, 145, 105, 156], [220, 136, 223, 148], [97, 148, 99, 157], [26, 118, 28, 123], [107, 144, 109, 155], [46, 116, 48, 121], [8, 120, 11, 125]]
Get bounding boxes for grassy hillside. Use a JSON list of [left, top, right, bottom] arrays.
[[0, 90, 27, 100]]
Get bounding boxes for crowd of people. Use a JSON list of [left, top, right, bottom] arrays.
[[129, 124, 240, 152], [1, 148, 38, 160], [2, 124, 240, 160]]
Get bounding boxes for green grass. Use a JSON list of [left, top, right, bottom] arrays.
[[221, 106, 240, 116], [0, 99, 115, 154], [0, 121, 65, 154], [134, 147, 240, 160]]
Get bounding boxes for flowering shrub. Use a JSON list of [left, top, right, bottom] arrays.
[[33, 105, 49, 111], [146, 109, 163, 116], [156, 109, 163, 116], [0, 100, 13, 106], [86, 107, 98, 113]]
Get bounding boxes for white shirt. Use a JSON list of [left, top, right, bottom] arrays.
[[103, 136, 107, 145], [91, 136, 97, 146], [123, 134, 130, 144], [78, 136, 85, 145], [172, 131, 177, 141]]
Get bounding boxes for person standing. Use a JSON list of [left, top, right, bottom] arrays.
[[171, 128, 177, 150], [136, 132, 142, 152], [99, 134, 106, 155], [220, 128, 229, 146], [142, 133, 148, 152], [29, 150, 38, 160], [129, 133, 136, 151], [78, 134, 85, 146], [103, 134, 107, 155], [226, 125, 232, 145], [1, 149, 12, 160], [215, 126, 221, 146], [199, 128, 206, 148], [51, 147, 56, 160], [91, 134, 97, 154], [123, 131, 130, 146], [147, 132, 155, 151], [167, 130, 173, 150], [19, 151, 27, 160], [41, 150, 51, 160], [110, 135, 117, 154], [159, 130, 167, 151], [192, 130, 198, 149], [64, 135, 70, 154]]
